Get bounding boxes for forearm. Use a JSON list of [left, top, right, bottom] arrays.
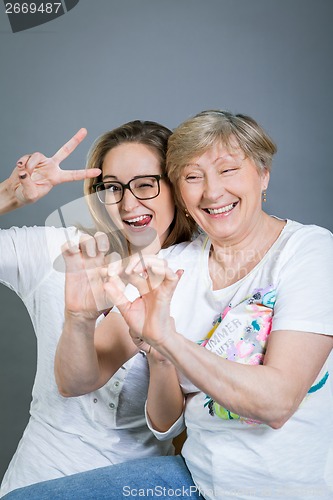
[[0, 178, 22, 214], [154, 332, 300, 428], [146, 352, 185, 432], [55, 313, 102, 397]]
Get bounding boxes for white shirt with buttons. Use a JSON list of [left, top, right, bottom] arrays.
[[0, 226, 174, 497]]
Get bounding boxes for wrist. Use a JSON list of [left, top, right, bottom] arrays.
[[65, 310, 99, 326], [147, 348, 173, 367], [149, 328, 180, 362], [155, 326, 178, 350], [0, 178, 21, 213]]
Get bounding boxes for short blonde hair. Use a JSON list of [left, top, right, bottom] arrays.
[[167, 110, 277, 194]]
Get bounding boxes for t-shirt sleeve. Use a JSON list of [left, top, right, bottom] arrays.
[[144, 401, 185, 440], [272, 226, 333, 336], [0, 225, 77, 299]]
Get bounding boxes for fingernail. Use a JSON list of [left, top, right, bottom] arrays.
[[17, 161, 23, 166], [19, 173, 27, 179]]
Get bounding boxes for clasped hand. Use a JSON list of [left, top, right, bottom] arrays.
[[63, 232, 183, 352], [103, 253, 183, 352], [63, 232, 120, 321]]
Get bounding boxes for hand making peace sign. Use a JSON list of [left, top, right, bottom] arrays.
[[10, 128, 101, 205]]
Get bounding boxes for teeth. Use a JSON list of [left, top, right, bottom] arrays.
[[124, 215, 149, 223], [207, 203, 235, 215]]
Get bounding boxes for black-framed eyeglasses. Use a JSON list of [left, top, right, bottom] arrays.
[[92, 175, 165, 205]]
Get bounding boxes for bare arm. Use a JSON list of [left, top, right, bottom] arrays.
[[104, 254, 333, 429], [103, 255, 186, 431], [154, 328, 333, 429], [0, 177, 22, 213], [54, 233, 137, 397], [145, 350, 185, 433], [0, 129, 100, 215], [56, 311, 138, 397]]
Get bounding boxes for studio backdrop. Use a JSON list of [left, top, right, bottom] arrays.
[[0, 0, 332, 480]]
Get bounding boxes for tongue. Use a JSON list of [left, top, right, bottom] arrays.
[[131, 216, 151, 227]]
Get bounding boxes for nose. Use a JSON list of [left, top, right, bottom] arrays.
[[203, 174, 225, 202], [120, 187, 140, 212]]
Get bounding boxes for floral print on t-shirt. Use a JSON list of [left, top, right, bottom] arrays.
[[201, 285, 276, 423], [200, 284, 329, 423]]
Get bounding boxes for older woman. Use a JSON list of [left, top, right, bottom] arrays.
[[5, 111, 333, 499], [121, 111, 333, 499]]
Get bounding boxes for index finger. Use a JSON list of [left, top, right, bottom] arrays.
[[52, 128, 87, 164]]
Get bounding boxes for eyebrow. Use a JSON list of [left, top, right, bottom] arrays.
[[213, 155, 233, 164], [102, 175, 118, 181], [102, 174, 160, 181], [186, 155, 236, 168]]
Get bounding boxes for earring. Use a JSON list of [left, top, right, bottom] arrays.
[[262, 190, 267, 203], [185, 208, 189, 217]]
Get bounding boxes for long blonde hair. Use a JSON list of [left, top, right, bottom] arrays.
[[84, 120, 197, 256]]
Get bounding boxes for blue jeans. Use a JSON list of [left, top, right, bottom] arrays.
[[3, 455, 204, 499]]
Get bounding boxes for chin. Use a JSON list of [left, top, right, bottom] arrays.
[[125, 230, 157, 250]]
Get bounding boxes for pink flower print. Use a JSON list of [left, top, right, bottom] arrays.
[[243, 417, 262, 426], [248, 353, 264, 365], [246, 303, 273, 344], [236, 340, 255, 358], [256, 316, 272, 343], [247, 303, 270, 318]]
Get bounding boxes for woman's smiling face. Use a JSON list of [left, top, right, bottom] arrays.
[[179, 142, 269, 246], [102, 142, 175, 251]]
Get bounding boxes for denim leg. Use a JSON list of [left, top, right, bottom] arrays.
[[2, 455, 204, 499]]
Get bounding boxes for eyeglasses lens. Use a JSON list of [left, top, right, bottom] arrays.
[[96, 176, 160, 205]]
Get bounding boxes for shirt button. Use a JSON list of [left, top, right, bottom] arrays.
[[109, 402, 115, 409], [93, 398, 98, 403], [114, 381, 120, 387]]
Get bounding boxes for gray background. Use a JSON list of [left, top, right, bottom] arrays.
[[0, 0, 332, 481]]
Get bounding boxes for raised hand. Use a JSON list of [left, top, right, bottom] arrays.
[[12, 128, 101, 205], [63, 232, 118, 321]]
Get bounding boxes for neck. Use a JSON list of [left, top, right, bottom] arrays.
[[208, 213, 285, 289], [210, 212, 275, 258], [128, 235, 163, 257]]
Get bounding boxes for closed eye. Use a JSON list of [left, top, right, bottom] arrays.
[[185, 174, 204, 183], [220, 167, 238, 175], [136, 182, 155, 188]]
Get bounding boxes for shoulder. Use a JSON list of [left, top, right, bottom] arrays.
[[0, 225, 47, 252], [281, 220, 333, 254], [44, 226, 80, 264], [44, 225, 79, 246], [271, 220, 333, 276], [159, 233, 207, 264], [0, 225, 79, 264], [0, 225, 79, 242]]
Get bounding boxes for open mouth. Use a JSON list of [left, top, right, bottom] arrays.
[[123, 214, 152, 228], [203, 202, 238, 215]]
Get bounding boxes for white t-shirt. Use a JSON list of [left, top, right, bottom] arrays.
[[0, 226, 173, 497], [150, 219, 333, 500]]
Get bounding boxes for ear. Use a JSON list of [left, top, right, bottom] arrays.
[[261, 168, 270, 190]]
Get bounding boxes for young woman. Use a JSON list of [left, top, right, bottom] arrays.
[[0, 120, 196, 496]]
